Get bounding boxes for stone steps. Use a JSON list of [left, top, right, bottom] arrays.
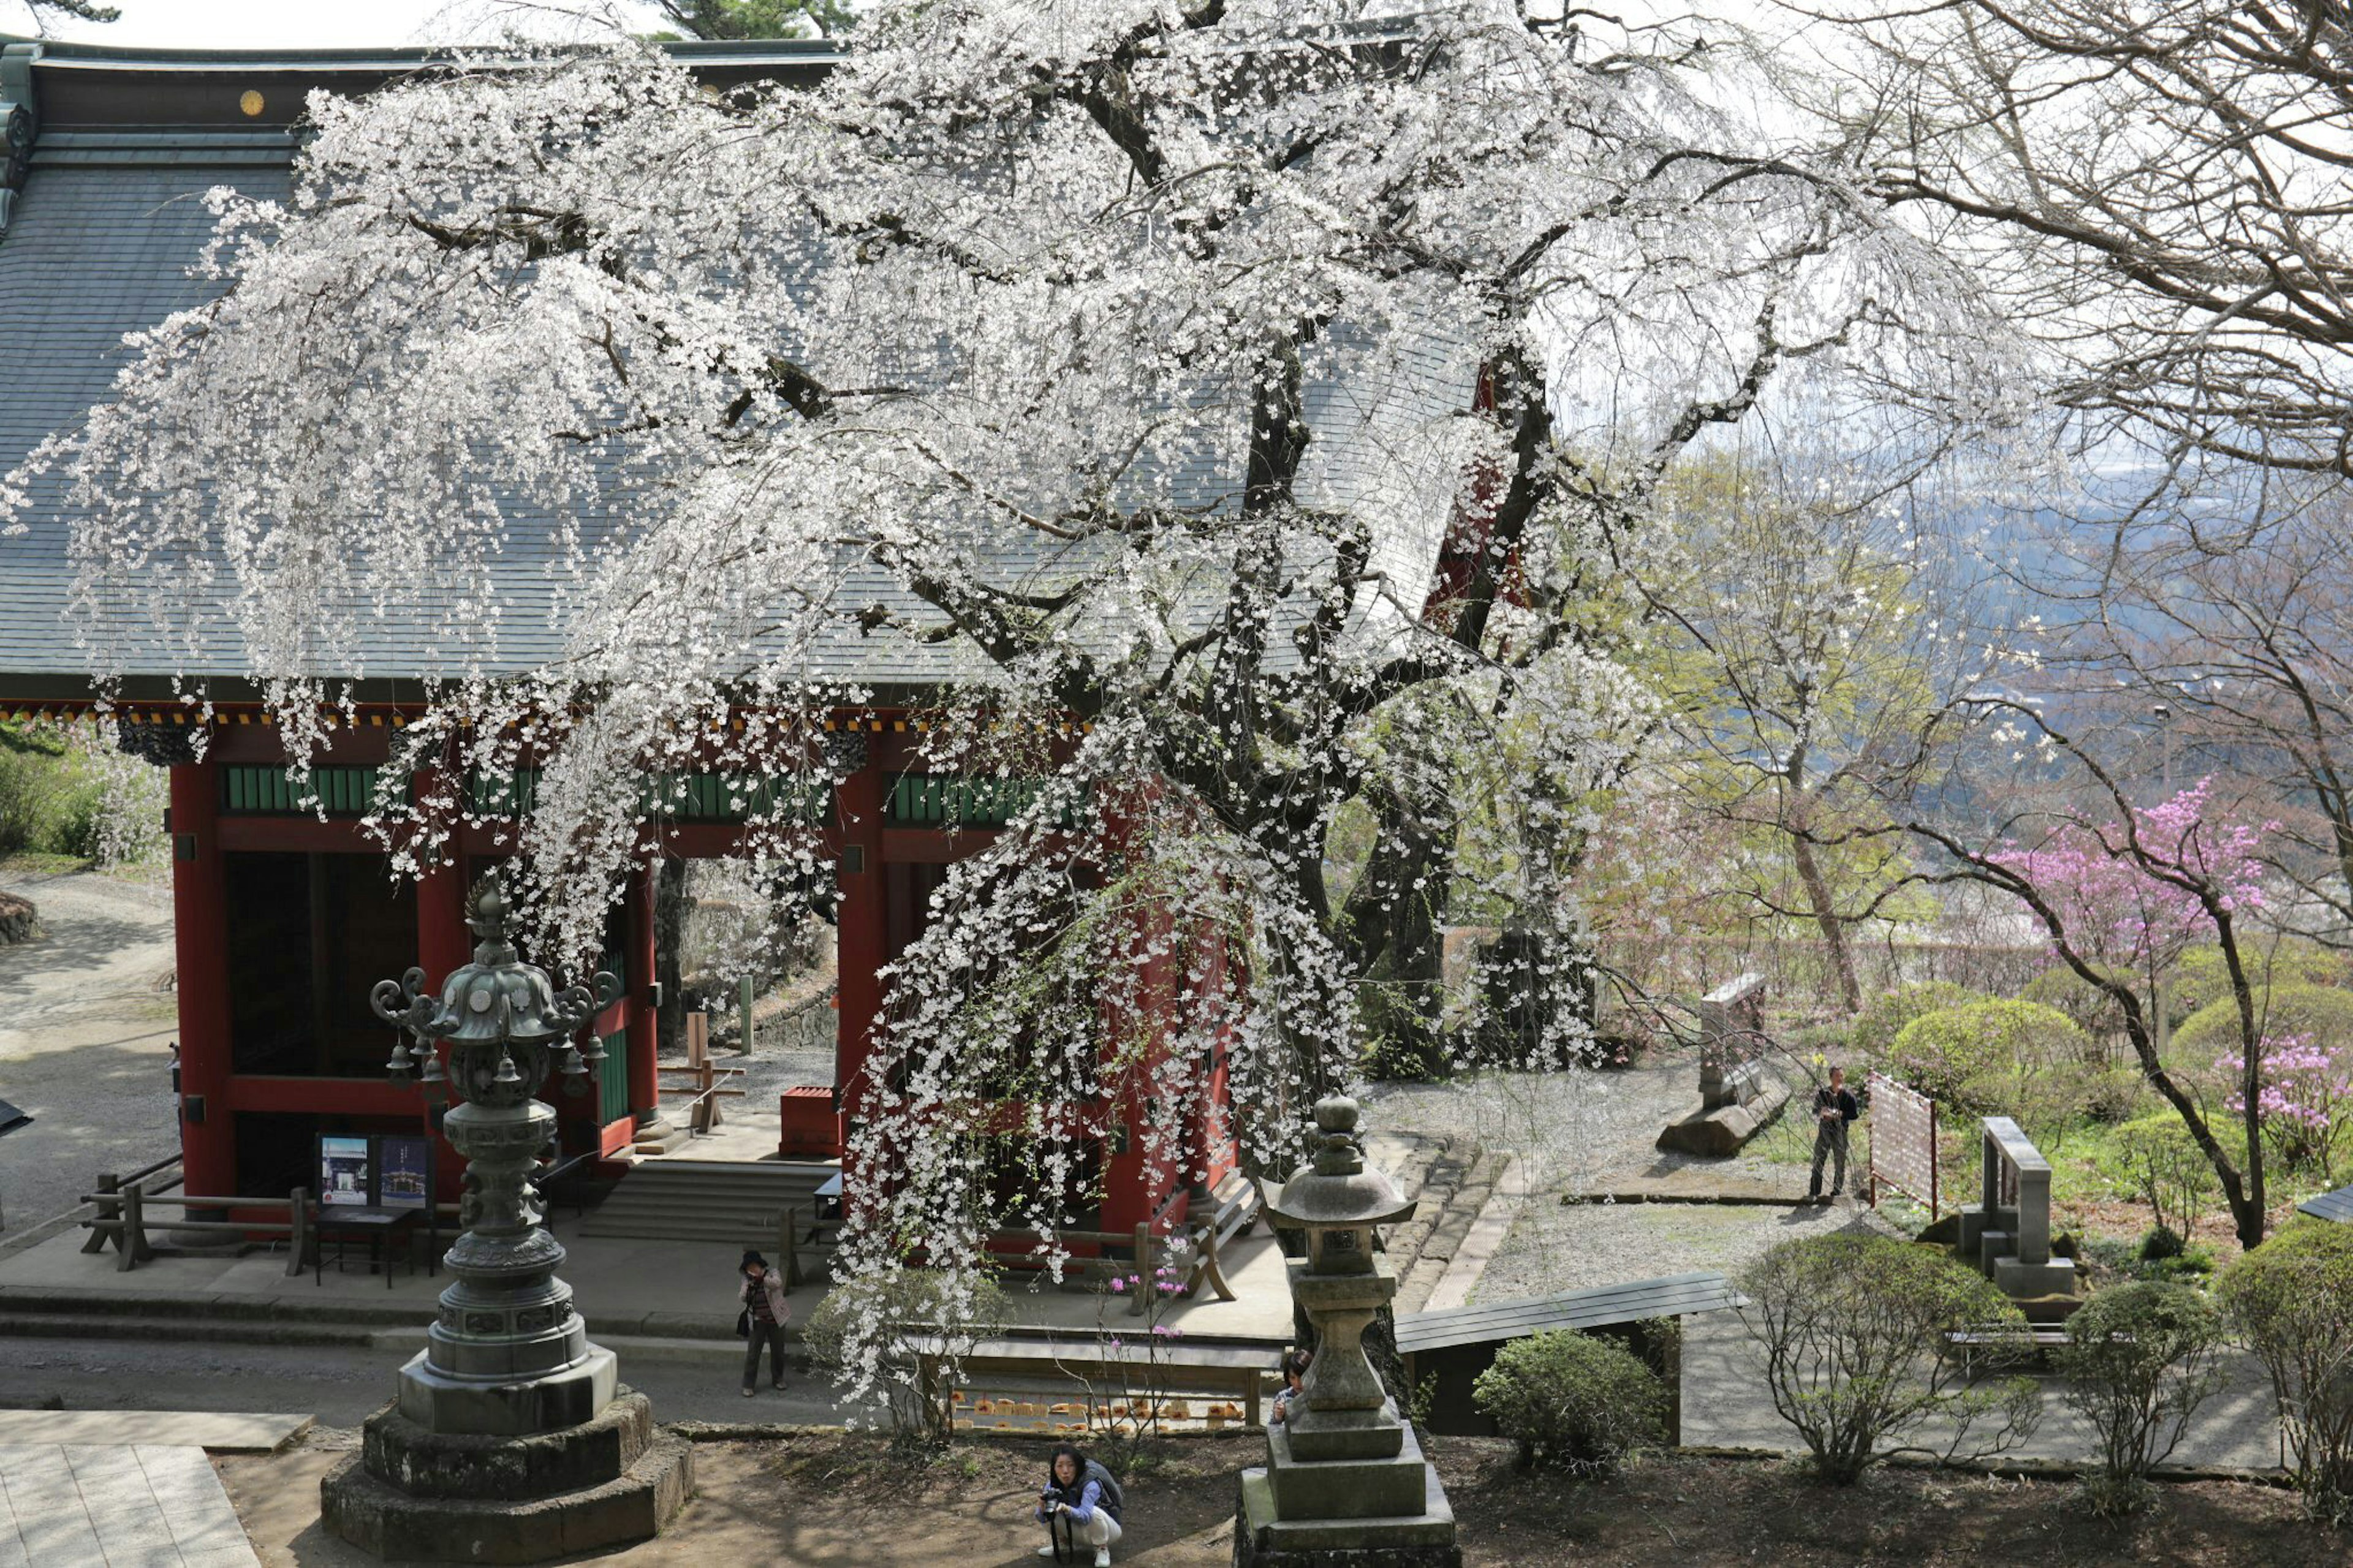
[[578, 1159, 836, 1246], [1392, 1144, 1506, 1316]]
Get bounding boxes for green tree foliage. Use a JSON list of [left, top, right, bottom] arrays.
[[2171, 943, 2351, 1022], [2216, 1223, 2353, 1522], [1888, 999, 2090, 1127], [643, 0, 852, 40], [2056, 1281, 2229, 1518], [2101, 1113, 2220, 1245], [1640, 458, 1954, 1017], [1739, 1234, 2039, 1484], [1850, 980, 1990, 1062], [1471, 1328, 1667, 1475], [2175, 985, 2353, 1066]]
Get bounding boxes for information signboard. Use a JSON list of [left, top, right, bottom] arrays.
[[378, 1136, 432, 1210], [1866, 1071, 1938, 1216], [320, 1135, 373, 1206]]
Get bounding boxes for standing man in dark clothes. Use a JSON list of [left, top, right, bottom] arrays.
[[1808, 1066, 1860, 1203]]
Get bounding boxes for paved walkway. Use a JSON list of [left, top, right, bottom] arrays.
[[0, 869, 179, 1252], [0, 1206, 1297, 1344], [0, 1444, 260, 1567]]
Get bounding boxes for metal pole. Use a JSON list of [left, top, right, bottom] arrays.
[[740, 976, 756, 1056]]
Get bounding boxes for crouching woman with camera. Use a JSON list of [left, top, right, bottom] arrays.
[[1034, 1441, 1123, 1566]]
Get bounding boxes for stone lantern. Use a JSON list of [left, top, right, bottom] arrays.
[[1236, 1094, 1459, 1567], [320, 878, 692, 1564]]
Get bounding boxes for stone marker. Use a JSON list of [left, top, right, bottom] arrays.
[[1235, 1096, 1460, 1568], [1956, 1116, 2077, 1300], [1655, 973, 1789, 1156]]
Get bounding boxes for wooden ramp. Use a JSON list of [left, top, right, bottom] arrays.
[[1395, 1270, 1745, 1439]]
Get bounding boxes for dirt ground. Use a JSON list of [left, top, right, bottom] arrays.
[[219, 1429, 2337, 1568]]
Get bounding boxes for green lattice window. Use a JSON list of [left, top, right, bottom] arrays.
[[887, 774, 1078, 828], [638, 772, 831, 824], [221, 765, 398, 816], [466, 768, 827, 825]]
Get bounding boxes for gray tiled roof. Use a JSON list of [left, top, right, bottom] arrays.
[[0, 127, 1476, 695]]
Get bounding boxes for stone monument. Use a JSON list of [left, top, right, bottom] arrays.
[[320, 879, 693, 1563], [1235, 1095, 1460, 1568], [1655, 972, 1788, 1156], [1957, 1115, 2077, 1301]]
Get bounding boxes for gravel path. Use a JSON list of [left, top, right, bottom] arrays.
[[1474, 1194, 1902, 1301], [0, 869, 180, 1246], [1360, 1050, 1899, 1303], [1362, 1050, 1824, 1198]]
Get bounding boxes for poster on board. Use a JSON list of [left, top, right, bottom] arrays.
[[320, 1135, 372, 1206], [378, 1136, 431, 1210]]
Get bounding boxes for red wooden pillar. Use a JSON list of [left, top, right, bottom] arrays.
[[627, 861, 660, 1129], [169, 755, 235, 1197], [411, 772, 471, 1198], [834, 759, 887, 1115], [414, 825, 470, 990]]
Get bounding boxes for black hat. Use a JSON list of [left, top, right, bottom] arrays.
[[741, 1249, 768, 1271]]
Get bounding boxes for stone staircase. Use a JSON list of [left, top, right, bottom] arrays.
[[579, 1159, 839, 1268], [1391, 1142, 1505, 1315]]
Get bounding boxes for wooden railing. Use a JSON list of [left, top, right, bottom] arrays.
[[657, 1011, 747, 1135]]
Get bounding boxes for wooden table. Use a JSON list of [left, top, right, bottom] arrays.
[[314, 1205, 419, 1288]]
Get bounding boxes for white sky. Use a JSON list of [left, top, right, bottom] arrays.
[[3, 0, 669, 48]]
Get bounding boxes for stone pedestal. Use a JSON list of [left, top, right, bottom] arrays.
[[321, 1390, 692, 1566], [1995, 1254, 2078, 1298]]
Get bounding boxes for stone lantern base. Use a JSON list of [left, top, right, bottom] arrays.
[[1233, 1460, 1460, 1568], [319, 1388, 693, 1565], [1233, 1406, 1460, 1568]]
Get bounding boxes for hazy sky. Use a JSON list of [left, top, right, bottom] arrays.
[[2, 1, 668, 48]]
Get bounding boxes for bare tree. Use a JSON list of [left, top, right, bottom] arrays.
[[2037, 495, 2353, 948], [1819, 0, 2353, 484]]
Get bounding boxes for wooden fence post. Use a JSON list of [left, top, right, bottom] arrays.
[[287, 1187, 313, 1277], [778, 1207, 800, 1290], [1130, 1222, 1151, 1317], [116, 1183, 148, 1271], [83, 1172, 119, 1255]]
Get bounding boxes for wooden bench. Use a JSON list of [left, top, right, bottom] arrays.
[[992, 1223, 1162, 1312], [919, 1338, 1275, 1426], [1945, 1325, 2071, 1379], [1166, 1171, 1259, 1307]]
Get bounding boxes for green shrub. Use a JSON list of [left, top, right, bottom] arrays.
[[2172, 942, 2349, 1018], [2020, 964, 2138, 1047], [2139, 1224, 2184, 1262], [0, 738, 68, 857], [44, 784, 105, 860], [1739, 1234, 2039, 1483], [2175, 984, 2353, 1067], [2056, 1281, 2229, 1517], [1887, 999, 2091, 1116], [1471, 1328, 1667, 1474], [2215, 1222, 2353, 1521], [1850, 982, 1990, 1062], [2101, 1113, 2219, 1243]]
